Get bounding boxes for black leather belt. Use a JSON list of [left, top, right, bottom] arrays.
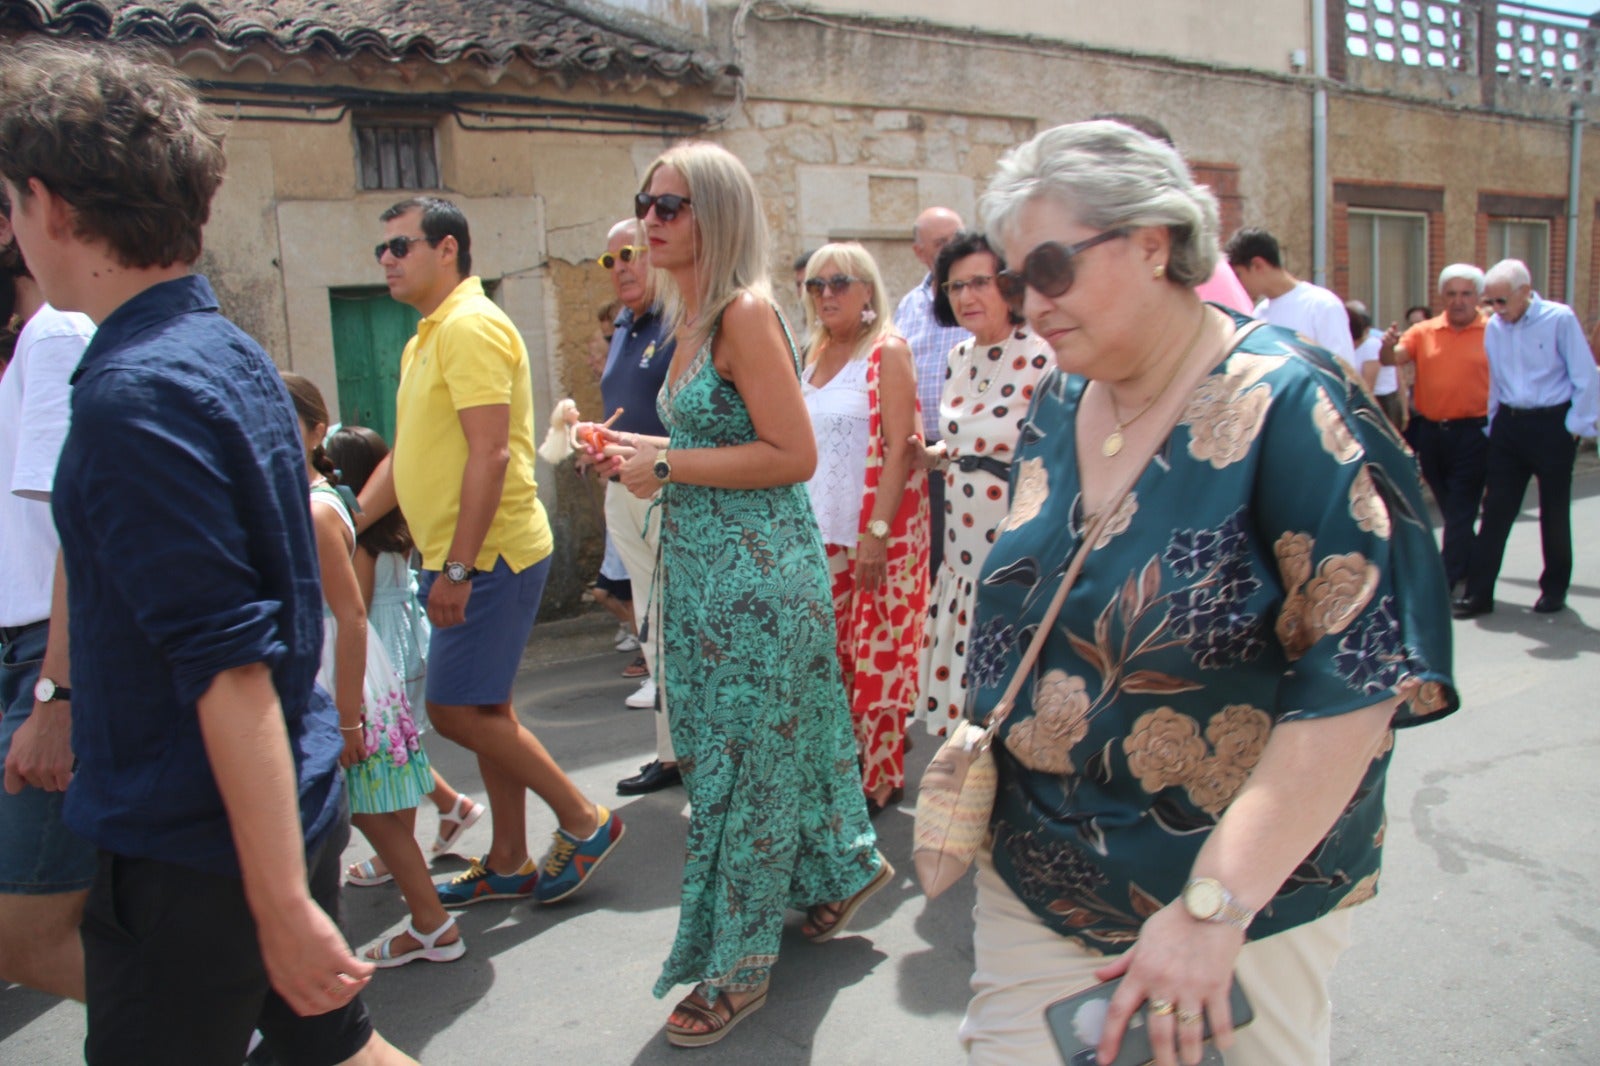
[[1417, 415, 1486, 429], [954, 454, 1011, 480], [1500, 403, 1568, 417], [0, 620, 48, 644]]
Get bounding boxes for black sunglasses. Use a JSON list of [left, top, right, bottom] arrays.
[[803, 274, 862, 296], [635, 192, 692, 223], [994, 228, 1130, 314], [373, 235, 436, 263]]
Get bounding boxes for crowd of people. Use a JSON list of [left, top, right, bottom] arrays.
[[9, 34, 1600, 1066]]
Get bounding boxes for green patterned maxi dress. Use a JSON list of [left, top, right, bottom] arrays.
[[652, 313, 883, 1000]]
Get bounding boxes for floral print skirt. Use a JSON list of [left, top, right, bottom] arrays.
[[319, 622, 433, 815]]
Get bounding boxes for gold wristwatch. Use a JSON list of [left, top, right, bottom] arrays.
[[1182, 877, 1255, 930], [865, 518, 890, 540]]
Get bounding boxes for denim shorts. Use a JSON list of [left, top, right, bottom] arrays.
[[417, 555, 548, 707], [0, 621, 97, 894]]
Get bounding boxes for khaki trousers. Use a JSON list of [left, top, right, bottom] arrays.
[[603, 480, 673, 763], [959, 851, 1354, 1065]]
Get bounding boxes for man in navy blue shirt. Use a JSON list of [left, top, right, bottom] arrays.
[[592, 219, 680, 794], [1457, 258, 1599, 617], [0, 41, 412, 1065]]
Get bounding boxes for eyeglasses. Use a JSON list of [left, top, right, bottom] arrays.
[[803, 274, 863, 297], [635, 192, 692, 223], [1486, 297, 1510, 307], [373, 235, 436, 263], [598, 245, 646, 270], [994, 228, 1130, 314], [941, 274, 996, 297]]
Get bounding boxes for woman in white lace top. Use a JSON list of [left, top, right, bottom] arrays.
[[799, 242, 929, 816]]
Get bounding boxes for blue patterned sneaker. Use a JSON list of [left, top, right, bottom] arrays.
[[534, 806, 626, 904], [434, 856, 538, 907]]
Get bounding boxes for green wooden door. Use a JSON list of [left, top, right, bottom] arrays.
[[328, 287, 420, 444]]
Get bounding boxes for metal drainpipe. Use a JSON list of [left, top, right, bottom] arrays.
[[1312, 0, 1329, 287], [1567, 102, 1583, 306]]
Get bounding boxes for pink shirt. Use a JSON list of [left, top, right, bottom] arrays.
[[1196, 261, 1253, 315]]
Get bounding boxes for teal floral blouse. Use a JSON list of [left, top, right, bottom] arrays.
[[970, 312, 1459, 952]]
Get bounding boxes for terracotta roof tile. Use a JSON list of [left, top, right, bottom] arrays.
[[1, 0, 736, 84]]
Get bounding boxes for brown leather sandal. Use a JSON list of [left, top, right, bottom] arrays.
[[665, 983, 768, 1047], [802, 853, 894, 943]]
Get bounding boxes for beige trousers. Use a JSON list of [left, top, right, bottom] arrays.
[[959, 852, 1354, 1065], [603, 479, 673, 763]]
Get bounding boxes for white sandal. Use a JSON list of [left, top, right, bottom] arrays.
[[431, 794, 484, 856], [365, 915, 466, 968], [345, 858, 393, 887]]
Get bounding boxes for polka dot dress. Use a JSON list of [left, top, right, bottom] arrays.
[[915, 327, 1053, 736]]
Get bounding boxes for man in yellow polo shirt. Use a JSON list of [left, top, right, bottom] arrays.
[[362, 197, 623, 907]]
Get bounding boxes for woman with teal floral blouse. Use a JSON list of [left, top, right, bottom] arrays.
[[957, 121, 1458, 1066]]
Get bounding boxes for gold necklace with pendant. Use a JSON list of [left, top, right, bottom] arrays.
[[1101, 307, 1210, 458]]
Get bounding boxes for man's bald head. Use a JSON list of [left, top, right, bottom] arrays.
[[912, 207, 963, 272]]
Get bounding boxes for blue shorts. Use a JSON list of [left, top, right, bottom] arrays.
[[417, 556, 548, 707], [0, 621, 96, 894]]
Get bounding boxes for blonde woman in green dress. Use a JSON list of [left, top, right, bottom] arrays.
[[599, 143, 891, 1048]]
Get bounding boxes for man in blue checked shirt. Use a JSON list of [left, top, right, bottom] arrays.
[[893, 206, 969, 577], [1455, 258, 1599, 618]]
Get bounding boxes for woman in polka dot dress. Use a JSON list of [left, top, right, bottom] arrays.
[[914, 231, 1052, 736]]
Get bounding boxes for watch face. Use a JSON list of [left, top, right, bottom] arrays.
[[1185, 879, 1225, 920], [34, 678, 56, 703], [653, 459, 670, 480]]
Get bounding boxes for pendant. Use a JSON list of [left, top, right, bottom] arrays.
[[1101, 429, 1125, 457]]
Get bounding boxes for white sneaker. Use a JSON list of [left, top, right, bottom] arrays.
[[615, 632, 641, 652], [625, 678, 657, 710]]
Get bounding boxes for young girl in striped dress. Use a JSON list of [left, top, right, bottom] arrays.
[[283, 374, 464, 968]]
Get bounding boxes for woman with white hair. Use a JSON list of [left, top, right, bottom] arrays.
[[957, 120, 1458, 1066], [799, 241, 928, 817], [604, 143, 890, 1048]]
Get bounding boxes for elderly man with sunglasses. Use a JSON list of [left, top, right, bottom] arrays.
[[1455, 258, 1598, 617], [592, 219, 681, 794]]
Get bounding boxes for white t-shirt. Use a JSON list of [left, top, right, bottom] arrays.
[[801, 355, 871, 548], [0, 304, 95, 626], [1351, 332, 1399, 397], [1257, 281, 1355, 365]]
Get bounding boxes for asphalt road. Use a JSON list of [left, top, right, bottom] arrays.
[[4, 459, 1598, 1064]]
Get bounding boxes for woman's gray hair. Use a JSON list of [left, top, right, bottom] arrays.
[[980, 120, 1221, 288]]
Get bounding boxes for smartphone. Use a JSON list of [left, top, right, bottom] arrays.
[[1044, 975, 1254, 1066]]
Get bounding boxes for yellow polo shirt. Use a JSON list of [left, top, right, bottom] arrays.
[[392, 276, 552, 573]]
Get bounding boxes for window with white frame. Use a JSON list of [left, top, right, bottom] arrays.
[[1347, 209, 1428, 324], [1486, 218, 1550, 293]]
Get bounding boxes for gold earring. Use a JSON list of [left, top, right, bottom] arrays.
[[1153, 264, 1166, 280]]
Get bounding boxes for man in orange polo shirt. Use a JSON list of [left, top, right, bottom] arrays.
[[1380, 263, 1490, 592]]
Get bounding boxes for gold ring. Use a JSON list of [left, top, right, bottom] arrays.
[[1149, 999, 1176, 1016], [1178, 1008, 1203, 1025]]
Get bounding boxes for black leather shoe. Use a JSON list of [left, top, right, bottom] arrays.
[[1532, 594, 1566, 614], [616, 759, 681, 796], [1451, 596, 1493, 619]]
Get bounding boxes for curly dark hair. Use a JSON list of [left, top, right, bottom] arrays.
[[0, 40, 226, 269], [932, 230, 1022, 329], [325, 426, 414, 558]]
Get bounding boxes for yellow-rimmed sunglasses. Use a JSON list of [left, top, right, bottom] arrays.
[[598, 245, 646, 270]]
